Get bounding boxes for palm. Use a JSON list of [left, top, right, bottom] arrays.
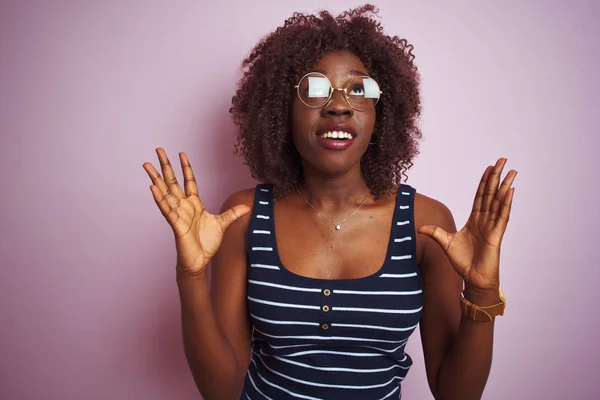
[[441, 216, 503, 289], [172, 196, 227, 271], [418, 158, 516, 290], [143, 148, 250, 275]]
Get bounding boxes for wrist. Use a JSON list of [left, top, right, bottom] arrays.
[[463, 285, 501, 306], [176, 267, 210, 286]]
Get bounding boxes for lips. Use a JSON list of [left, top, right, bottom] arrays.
[[317, 135, 355, 150], [314, 122, 357, 151]]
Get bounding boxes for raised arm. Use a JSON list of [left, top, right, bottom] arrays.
[[417, 158, 517, 399], [143, 148, 253, 400]]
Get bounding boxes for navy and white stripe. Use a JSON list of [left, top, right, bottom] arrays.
[[241, 183, 423, 400]]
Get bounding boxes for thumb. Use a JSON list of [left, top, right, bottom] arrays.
[[417, 225, 451, 251], [218, 204, 251, 231]]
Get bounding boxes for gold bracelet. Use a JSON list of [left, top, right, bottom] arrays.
[[460, 289, 506, 322]]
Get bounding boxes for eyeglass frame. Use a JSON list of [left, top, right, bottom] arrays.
[[294, 72, 383, 111]]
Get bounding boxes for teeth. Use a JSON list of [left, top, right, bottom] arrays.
[[320, 131, 354, 140]]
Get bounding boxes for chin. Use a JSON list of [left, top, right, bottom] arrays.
[[305, 153, 364, 178]]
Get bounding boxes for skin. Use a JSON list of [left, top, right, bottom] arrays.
[[142, 50, 517, 400]]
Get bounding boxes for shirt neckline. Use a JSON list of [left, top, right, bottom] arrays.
[[268, 187, 403, 283]]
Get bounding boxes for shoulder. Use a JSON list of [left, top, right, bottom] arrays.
[[219, 187, 257, 214], [413, 190, 456, 232], [411, 189, 458, 265], [218, 187, 259, 249]]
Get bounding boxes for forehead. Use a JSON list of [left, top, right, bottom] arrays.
[[311, 50, 369, 80]]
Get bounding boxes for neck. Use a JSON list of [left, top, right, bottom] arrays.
[[298, 165, 371, 210]]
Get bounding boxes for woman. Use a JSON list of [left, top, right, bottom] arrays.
[[142, 5, 516, 400]]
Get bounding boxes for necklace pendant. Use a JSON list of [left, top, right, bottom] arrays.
[[335, 225, 341, 230]]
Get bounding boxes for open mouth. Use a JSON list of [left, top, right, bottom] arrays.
[[314, 123, 357, 150], [318, 131, 355, 140]]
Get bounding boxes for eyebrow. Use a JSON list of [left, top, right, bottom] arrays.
[[313, 69, 369, 77]]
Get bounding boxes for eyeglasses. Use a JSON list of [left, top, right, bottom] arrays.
[[294, 72, 382, 111]]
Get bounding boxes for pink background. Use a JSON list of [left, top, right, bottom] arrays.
[[1, 1, 598, 399]]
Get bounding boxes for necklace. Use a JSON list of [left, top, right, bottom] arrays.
[[295, 186, 371, 231]]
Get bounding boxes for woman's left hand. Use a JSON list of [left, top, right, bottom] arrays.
[[417, 158, 517, 294]]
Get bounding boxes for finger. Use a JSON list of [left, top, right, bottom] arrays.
[[481, 158, 506, 214], [149, 184, 183, 228], [179, 152, 201, 200], [490, 169, 517, 222], [471, 166, 493, 214], [217, 205, 252, 232], [495, 186, 515, 233], [417, 225, 452, 251], [143, 161, 180, 210], [156, 148, 185, 200]]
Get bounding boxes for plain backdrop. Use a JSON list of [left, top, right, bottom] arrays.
[[1, 1, 599, 399]]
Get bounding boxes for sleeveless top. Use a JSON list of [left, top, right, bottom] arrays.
[[240, 183, 424, 400]]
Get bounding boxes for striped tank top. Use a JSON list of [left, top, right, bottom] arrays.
[[240, 183, 424, 400]]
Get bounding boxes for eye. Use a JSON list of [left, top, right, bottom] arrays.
[[348, 84, 365, 96]]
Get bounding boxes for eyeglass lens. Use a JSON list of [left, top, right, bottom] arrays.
[[297, 73, 380, 110]]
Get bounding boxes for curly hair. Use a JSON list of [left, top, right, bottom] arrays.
[[230, 4, 421, 199]]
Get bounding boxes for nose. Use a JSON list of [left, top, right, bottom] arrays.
[[322, 88, 353, 117]]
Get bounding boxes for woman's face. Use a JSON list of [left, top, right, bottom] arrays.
[[291, 50, 377, 177]]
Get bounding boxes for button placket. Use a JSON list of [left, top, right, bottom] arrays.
[[320, 287, 332, 333]]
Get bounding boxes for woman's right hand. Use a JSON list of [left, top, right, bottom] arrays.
[[143, 148, 251, 277]]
